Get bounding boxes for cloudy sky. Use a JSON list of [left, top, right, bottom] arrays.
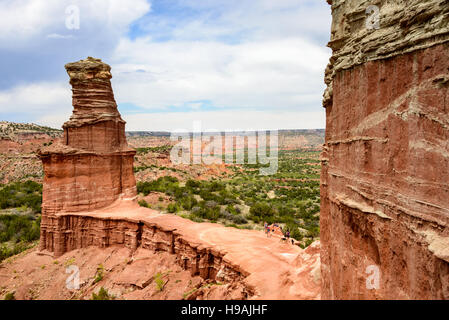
[[0, 0, 331, 131]]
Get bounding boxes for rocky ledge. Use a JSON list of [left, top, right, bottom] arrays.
[[38, 199, 321, 300]]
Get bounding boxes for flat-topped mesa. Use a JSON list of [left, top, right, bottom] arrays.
[[37, 57, 136, 219], [62, 57, 127, 152]]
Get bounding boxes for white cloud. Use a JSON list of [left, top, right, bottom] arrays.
[[0, 82, 71, 113], [137, 0, 330, 44], [0, 0, 331, 131], [111, 36, 329, 111], [0, 0, 151, 48], [46, 33, 74, 39], [0, 0, 61, 42]]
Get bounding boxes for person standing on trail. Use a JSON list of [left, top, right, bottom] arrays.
[[286, 230, 290, 243]]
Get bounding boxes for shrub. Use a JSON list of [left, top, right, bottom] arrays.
[[225, 205, 238, 215], [285, 222, 303, 241], [230, 215, 247, 225], [191, 205, 220, 222], [180, 196, 197, 210], [0, 181, 42, 213], [154, 272, 165, 291], [138, 199, 150, 208], [137, 176, 179, 196], [4, 292, 15, 300], [0, 215, 41, 244], [208, 181, 225, 192], [186, 179, 200, 188], [300, 238, 314, 249], [204, 200, 218, 209], [167, 203, 179, 213], [188, 215, 204, 223], [0, 242, 35, 262], [94, 264, 104, 283], [91, 287, 114, 300], [249, 202, 275, 221], [220, 211, 247, 225], [277, 205, 295, 217]]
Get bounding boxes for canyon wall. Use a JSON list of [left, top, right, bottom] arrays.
[[40, 213, 250, 295], [321, 0, 449, 299]]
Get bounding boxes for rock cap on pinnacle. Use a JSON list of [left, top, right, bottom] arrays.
[[65, 57, 112, 84]]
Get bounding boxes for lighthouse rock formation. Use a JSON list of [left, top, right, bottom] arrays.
[[38, 57, 137, 254], [38, 57, 137, 215], [321, 0, 449, 299]]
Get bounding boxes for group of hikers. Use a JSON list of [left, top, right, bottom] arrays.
[[264, 222, 294, 245]]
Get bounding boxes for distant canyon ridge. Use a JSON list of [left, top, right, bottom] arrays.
[[0, 121, 324, 184]]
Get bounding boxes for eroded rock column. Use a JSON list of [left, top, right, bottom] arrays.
[[321, 0, 449, 299], [38, 57, 137, 253]]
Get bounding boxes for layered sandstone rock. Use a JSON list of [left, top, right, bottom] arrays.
[[37, 57, 136, 219], [35, 200, 321, 299], [321, 0, 449, 299]]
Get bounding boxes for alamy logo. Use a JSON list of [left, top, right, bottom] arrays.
[[170, 121, 278, 175], [366, 5, 380, 30], [65, 5, 80, 30], [365, 265, 380, 290], [66, 265, 80, 290]]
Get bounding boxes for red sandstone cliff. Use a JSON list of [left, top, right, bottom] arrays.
[[321, 0, 449, 299]]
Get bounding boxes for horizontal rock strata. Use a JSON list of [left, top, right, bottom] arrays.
[[40, 213, 250, 296], [38, 57, 136, 215], [321, 0, 449, 299], [39, 201, 321, 299]]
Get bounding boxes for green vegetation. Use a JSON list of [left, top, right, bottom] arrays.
[[183, 287, 198, 299], [154, 272, 165, 291], [65, 257, 75, 267], [134, 164, 185, 173], [0, 180, 42, 213], [0, 215, 41, 261], [91, 287, 114, 300], [4, 291, 15, 300], [94, 264, 104, 283], [136, 150, 321, 246], [0, 180, 42, 262], [0, 121, 62, 135], [138, 199, 151, 208], [135, 145, 172, 155], [0, 214, 40, 243]]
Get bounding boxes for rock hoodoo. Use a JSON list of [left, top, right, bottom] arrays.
[[321, 0, 449, 299], [38, 57, 137, 254], [38, 57, 137, 216]]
